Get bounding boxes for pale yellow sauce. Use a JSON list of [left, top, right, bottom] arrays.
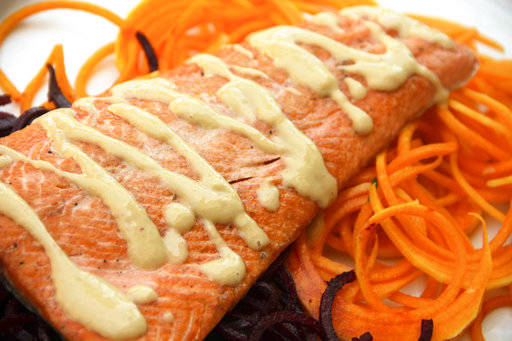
[[163, 203, 194, 264], [199, 220, 246, 286], [0, 155, 11, 168], [187, 54, 337, 208], [111, 80, 282, 157], [257, 178, 280, 212], [163, 228, 188, 264], [60, 101, 267, 273], [285, 87, 301, 96], [126, 285, 158, 304], [104, 100, 268, 249], [0, 178, 146, 340], [0, 6, 458, 338], [164, 203, 195, 233], [247, 27, 373, 134], [344, 77, 367, 100], [343, 6, 454, 48], [230, 44, 254, 58], [230, 65, 270, 79], [248, 7, 448, 133], [163, 312, 174, 323], [81, 81, 268, 282], [35, 110, 168, 270], [309, 12, 344, 34]]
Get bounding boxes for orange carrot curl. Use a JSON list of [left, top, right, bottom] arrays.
[[0, 2, 511, 340], [288, 19, 512, 339]]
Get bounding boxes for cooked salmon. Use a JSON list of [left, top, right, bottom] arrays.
[[0, 7, 476, 340]]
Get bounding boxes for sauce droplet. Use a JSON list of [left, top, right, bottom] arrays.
[[126, 285, 158, 305], [257, 178, 280, 212]]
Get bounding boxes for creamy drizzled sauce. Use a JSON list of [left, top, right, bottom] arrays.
[[344, 6, 454, 48], [0, 6, 457, 338], [163, 312, 174, 323], [111, 79, 281, 156], [230, 44, 254, 59], [0, 155, 10, 167], [344, 77, 367, 100], [187, 54, 337, 208], [61, 101, 266, 268], [248, 7, 448, 133], [248, 26, 372, 134], [0, 176, 146, 340], [200, 220, 246, 286], [126, 285, 158, 304], [230, 65, 270, 79], [35, 110, 168, 270], [164, 203, 195, 233], [257, 178, 280, 212], [309, 12, 344, 34], [285, 87, 301, 96], [105, 101, 268, 247]]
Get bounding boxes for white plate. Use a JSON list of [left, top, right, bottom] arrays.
[[0, 1, 511, 340]]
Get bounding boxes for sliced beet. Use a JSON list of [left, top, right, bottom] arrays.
[[319, 270, 357, 341], [11, 107, 49, 133], [136, 31, 159, 72], [206, 248, 327, 341], [0, 94, 11, 106], [352, 331, 373, 341], [46, 64, 71, 108], [0, 112, 17, 137], [277, 267, 303, 313], [215, 324, 247, 341], [418, 319, 433, 341], [247, 311, 325, 341]]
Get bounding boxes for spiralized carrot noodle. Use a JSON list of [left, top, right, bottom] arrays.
[[0, 1, 124, 106], [286, 11, 512, 339], [1, 0, 512, 340], [0, 0, 376, 105]]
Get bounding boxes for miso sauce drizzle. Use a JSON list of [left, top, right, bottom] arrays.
[[309, 12, 345, 34], [187, 53, 337, 208], [126, 285, 158, 304], [0, 6, 457, 339], [248, 7, 448, 134], [42, 107, 266, 265], [344, 77, 367, 100], [257, 178, 280, 212], [111, 79, 281, 154], [36, 110, 168, 270], [108, 83, 269, 244], [0, 169, 146, 340], [344, 6, 454, 48]]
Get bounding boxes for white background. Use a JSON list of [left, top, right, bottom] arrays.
[[0, 1, 511, 340]]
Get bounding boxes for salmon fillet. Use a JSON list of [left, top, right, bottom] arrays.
[[0, 8, 476, 341]]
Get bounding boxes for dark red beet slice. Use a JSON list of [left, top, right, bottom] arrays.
[[136, 31, 159, 72], [320, 270, 356, 341], [352, 331, 373, 341], [216, 324, 247, 341], [262, 247, 291, 278], [247, 311, 325, 341], [0, 112, 17, 137], [46, 64, 71, 108], [418, 319, 433, 341], [11, 107, 49, 133], [277, 267, 303, 313], [0, 94, 11, 106], [0, 280, 60, 340]]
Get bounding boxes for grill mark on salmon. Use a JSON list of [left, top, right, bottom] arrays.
[[0, 7, 477, 340]]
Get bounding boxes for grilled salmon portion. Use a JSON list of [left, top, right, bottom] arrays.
[[0, 8, 476, 341]]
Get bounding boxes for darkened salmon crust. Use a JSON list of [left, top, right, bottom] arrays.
[[0, 9, 476, 341]]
